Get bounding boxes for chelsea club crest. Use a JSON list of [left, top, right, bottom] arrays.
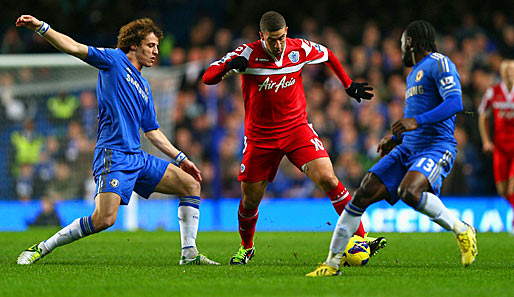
[[288, 51, 299, 63], [415, 70, 424, 82]]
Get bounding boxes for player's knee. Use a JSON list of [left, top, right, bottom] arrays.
[[317, 172, 339, 190], [93, 215, 116, 231], [397, 184, 420, 208], [182, 179, 201, 196]]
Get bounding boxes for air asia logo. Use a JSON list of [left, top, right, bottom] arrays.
[[288, 51, 299, 63], [258, 76, 296, 93]]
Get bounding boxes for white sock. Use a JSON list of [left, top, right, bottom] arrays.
[[178, 196, 200, 258], [327, 202, 364, 267], [416, 192, 467, 234], [39, 216, 95, 256]]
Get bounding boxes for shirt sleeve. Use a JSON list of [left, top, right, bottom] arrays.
[[84, 46, 116, 71], [202, 44, 252, 85], [433, 55, 462, 100], [299, 39, 329, 65], [478, 87, 494, 114], [141, 82, 160, 132], [414, 56, 463, 125]]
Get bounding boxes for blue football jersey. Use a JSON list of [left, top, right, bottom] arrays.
[[84, 47, 159, 153], [402, 52, 462, 148]]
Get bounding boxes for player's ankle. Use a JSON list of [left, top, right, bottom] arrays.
[[38, 242, 50, 256], [181, 246, 198, 258]]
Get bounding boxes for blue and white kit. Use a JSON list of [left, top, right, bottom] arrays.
[[370, 52, 463, 204], [85, 47, 168, 204]]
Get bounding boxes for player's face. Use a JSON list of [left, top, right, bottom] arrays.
[[401, 31, 414, 67], [501, 60, 514, 84], [261, 27, 287, 57], [135, 33, 159, 68]]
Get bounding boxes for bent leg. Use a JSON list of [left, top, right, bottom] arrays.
[[326, 173, 388, 267], [303, 157, 366, 236], [398, 171, 467, 233], [154, 164, 202, 258], [42, 192, 120, 256]]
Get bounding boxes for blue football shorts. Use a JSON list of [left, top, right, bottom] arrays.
[[92, 148, 169, 205], [369, 144, 456, 205]]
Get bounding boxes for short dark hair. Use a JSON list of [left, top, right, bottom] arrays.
[[405, 20, 437, 53], [117, 18, 163, 53], [259, 11, 286, 33]]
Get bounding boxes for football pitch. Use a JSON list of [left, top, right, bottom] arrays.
[[1, 229, 513, 297]]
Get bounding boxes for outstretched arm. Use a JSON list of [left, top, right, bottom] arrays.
[[324, 49, 373, 103], [203, 45, 249, 85], [16, 15, 88, 60], [144, 129, 202, 182]]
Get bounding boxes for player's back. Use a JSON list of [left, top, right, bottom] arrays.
[[479, 82, 514, 151], [402, 52, 461, 149]]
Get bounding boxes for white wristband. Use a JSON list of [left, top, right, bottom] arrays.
[[172, 151, 187, 167], [35, 21, 50, 36]]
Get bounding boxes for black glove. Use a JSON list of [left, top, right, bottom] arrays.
[[345, 82, 373, 103], [227, 56, 248, 72]]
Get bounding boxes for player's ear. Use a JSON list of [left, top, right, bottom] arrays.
[[259, 31, 263, 40], [130, 44, 137, 51], [406, 36, 413, 50]]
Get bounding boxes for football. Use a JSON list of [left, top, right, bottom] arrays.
[[341, 236, 370, 267]]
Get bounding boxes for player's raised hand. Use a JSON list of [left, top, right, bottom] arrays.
[[180, 159, 203, 182], [377, 136, 398, 158], [227, 56, 248, 72], [15, 15, 42, 30], [391, 118, 418, 138], [345, 82, 373, 103]]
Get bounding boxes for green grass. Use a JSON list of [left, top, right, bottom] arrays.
[[1, 229, 513, 297]]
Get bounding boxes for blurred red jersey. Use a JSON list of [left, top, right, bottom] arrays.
[[203, 38, 352, 140], [479, 82, 514, 152]]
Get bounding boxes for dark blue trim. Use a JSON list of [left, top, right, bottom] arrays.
[[179, 202, 200, 209], [87, 215, 95, 234], [79, 217, 87, 234], [182, 196, 201, 200], [345, 208, 363, 217], [347, 202, 364, 213]]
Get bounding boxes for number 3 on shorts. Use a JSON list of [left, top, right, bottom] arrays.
[[416, 157, 435, 172]]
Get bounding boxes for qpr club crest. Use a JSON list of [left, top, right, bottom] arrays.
[[288, 50, 299, 63]]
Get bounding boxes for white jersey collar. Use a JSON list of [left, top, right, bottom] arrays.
[[260, 39, 287, 67]]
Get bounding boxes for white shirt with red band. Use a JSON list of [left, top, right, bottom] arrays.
[[203, 38, 352, 140], [479, 82, 514, 151]]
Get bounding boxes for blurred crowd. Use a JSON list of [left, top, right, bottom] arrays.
[[1, 1, 513, 201]]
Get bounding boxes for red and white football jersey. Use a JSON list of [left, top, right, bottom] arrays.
[[203, 38, 352, 140], [479, 82, 514, 151]]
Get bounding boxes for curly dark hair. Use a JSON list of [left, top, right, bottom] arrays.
[[117, 18, 163, 53], [405, 20, 438, 53]]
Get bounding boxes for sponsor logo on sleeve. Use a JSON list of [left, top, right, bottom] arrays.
[[440, 76, 456, 89]]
